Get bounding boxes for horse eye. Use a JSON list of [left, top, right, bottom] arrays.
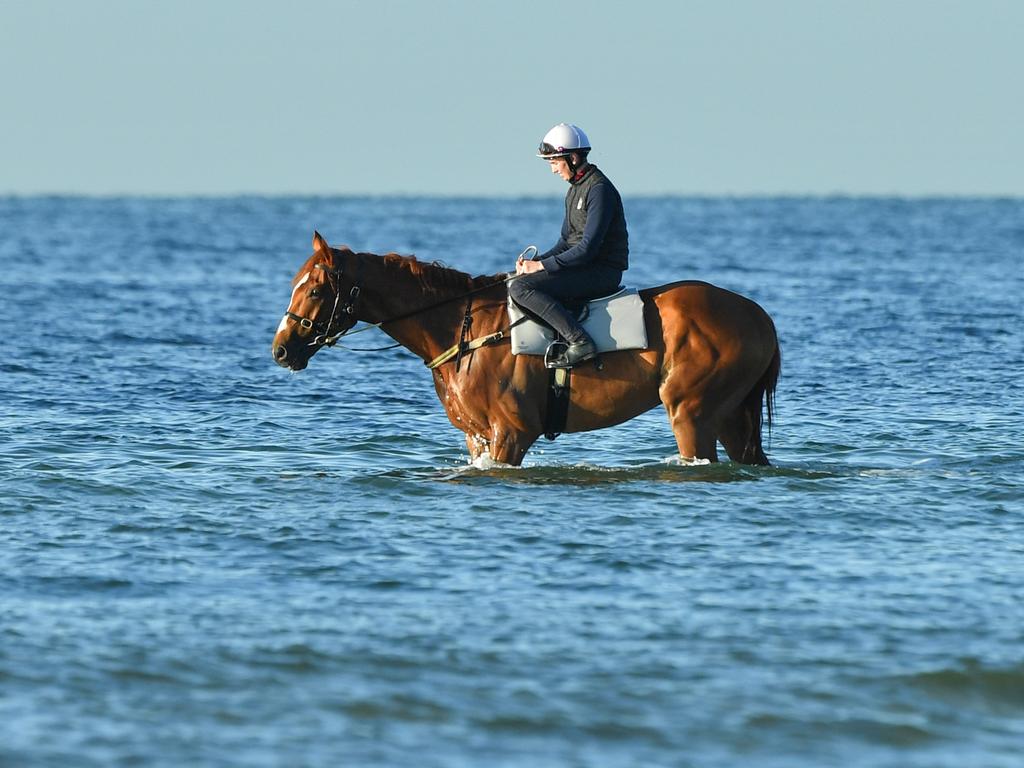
[[309, 288, 322, 299]]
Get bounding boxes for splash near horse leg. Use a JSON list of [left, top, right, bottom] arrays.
[[463, 431, 527, 468], [465, 433, 489, 463]]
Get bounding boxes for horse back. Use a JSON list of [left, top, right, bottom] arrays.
[[641, 281, 775, 342]]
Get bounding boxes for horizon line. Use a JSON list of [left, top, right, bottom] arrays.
[[3, 191, 1023, 201]]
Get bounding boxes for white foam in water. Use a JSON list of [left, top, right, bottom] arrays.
[[458, 451, 711, 472], [469, 450, 516, 470], [662, 454, 713, 466]]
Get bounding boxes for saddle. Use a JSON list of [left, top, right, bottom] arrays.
[[507, 287, 649, 357]]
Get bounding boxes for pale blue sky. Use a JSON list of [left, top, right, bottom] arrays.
[[2, 0, 1021, 196]]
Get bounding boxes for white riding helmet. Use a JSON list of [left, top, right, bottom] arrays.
[[536, 123, 591, 159]]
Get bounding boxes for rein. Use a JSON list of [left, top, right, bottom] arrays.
[[287, 253, 522, 363]]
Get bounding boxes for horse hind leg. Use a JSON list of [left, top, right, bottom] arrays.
[[661, 398, 719, 463], [717, 402, 769, 465], [718, 347, 778, 466]]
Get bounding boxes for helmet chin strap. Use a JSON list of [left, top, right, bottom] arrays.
[[566, 153, 588, 181]]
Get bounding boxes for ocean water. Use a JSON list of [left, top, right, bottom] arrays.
[[1, 195, 1022, 767]]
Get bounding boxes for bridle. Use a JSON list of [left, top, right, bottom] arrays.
[[284, 260, 363, 348], [283, 250, 525, 359]]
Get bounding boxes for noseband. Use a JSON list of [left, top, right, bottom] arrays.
[[285, 260, 363, 347]]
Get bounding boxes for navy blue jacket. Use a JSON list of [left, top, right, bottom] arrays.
[[539, 165, 629, 273]]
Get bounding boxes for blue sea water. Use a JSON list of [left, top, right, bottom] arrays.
[[1, 195, 1023, 767]]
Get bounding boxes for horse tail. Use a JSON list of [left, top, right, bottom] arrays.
[[738, 331, 781, 464], [761, 340, 781, 439]]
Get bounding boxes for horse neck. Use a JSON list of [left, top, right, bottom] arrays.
[[355, 252, 480, 362]]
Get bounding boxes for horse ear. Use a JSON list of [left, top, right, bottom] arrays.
[[312, 231, 331, 254]]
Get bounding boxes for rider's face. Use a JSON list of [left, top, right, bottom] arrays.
[[547, 157, 572, 181]]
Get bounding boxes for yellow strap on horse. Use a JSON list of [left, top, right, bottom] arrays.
[[426, 331, 505, 370]]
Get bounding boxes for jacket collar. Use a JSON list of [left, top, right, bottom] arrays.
[[570, 163, 597, 185]]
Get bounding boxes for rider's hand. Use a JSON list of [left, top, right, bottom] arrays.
[[517, 258, 543, 275]]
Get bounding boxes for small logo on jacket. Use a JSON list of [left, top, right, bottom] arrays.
[[577, 198, 584, 210]]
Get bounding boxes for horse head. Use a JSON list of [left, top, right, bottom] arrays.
[[272, 232, 360, 370]]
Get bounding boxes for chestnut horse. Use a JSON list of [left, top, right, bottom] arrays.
[[272, 233, 780, 467]]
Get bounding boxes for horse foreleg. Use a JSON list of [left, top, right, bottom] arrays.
[[488, 425, 537, 467], [462, 428, 535, 467]]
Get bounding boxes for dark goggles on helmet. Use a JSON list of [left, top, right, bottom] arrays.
[[538, 142, 590, 159], [538, 142, 570, 158]]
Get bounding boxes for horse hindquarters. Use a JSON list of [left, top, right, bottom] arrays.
[[649, 282, 780, 465]]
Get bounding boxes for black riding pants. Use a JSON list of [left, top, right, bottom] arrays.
[[508, 264, 622, 342]]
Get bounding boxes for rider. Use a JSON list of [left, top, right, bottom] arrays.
[[508, 123, 629, 366]]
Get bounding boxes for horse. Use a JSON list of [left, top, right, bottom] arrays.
[[272, 232, 780, 467]]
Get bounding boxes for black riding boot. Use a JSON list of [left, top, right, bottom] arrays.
[[551, 328, 597, 367]]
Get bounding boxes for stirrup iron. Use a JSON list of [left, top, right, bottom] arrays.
[[544, 341, 571, 369]]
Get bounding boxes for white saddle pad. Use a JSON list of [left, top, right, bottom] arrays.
[[507, 287, 649, 356]]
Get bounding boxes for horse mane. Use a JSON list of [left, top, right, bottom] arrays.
[[379, 252, 504, 296]]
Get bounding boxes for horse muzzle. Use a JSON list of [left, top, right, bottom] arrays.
[[272, 343, 308, 371]]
